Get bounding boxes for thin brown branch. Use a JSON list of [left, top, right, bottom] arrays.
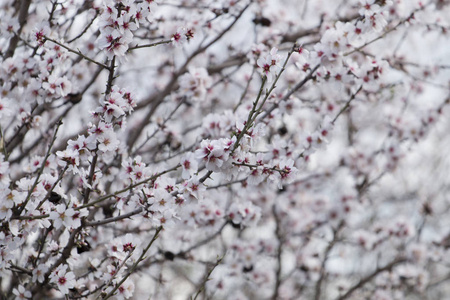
[[336, 257, 407, 300], [86, 208, 143, 227], [332, 85, 363, 125], [314, 221, 344, 300], [78, 164, 180, 210], [178, 221, 228, 257], [192, 255, 224, 300], [44, 36, 109, 69], [262, 64, 320, 119], [15, 120, 63, 217], [272, 205, 284, 300], [4, 0, 32, 58], [128, 39, 172, 51]]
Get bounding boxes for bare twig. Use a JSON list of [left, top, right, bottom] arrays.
[[86, 208, 144, 227], [44, 36, 109, 69], [4, 0, 32, 58], [336, 257, 407, 300], [261, 64, 320, 119], [178, 221, 228, 257], [67, 10, 100, 43], [15, 120, 63, 216], [314, 221, 344, 300], [192, 255, 224, 300], [332, 86, 363, 125], [128, 39, 172, 51], [272, 205, 284, 300]]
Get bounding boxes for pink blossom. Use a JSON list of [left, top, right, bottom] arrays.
[[50, 265, 76, 295], [12, 285, 31, 300], [180, 152, 198, 179], [257, 47, 280, 82]]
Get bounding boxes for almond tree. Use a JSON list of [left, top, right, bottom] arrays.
[[1, 0, 450, 299]]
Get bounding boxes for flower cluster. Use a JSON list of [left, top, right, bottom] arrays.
[[206, 239, 276, 298], [95, 85, 136, 122], [257, 47, 281, 81], [97, 0, 156, 59], [49, 200, 88, 230], [177, 67, 211, 102], [171, 26, 195, 47], [194, 137, 235, 172]]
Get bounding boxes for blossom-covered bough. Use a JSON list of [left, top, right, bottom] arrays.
[[1, 0, 450, 299]]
